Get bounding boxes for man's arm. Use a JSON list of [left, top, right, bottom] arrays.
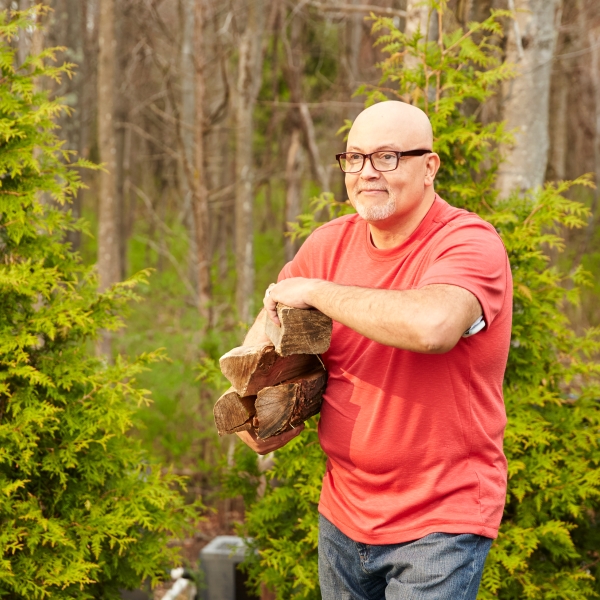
[[265, 279, 482, 354], [235, 308, 305, 454]]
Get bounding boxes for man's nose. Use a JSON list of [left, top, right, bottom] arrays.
[[360, 157, 381, 178]]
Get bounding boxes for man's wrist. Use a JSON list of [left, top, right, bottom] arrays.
[[306, 279, 330, 311]]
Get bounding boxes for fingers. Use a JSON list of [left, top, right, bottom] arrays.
[[236, 423, 305, 455], [263, 283, 280, 326]]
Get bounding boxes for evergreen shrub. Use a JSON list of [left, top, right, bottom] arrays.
[[0, 8, 200, 598], [227, 2, 600, 599]]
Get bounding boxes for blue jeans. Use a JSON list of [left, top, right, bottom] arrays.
[[318, 515, 492, 600]]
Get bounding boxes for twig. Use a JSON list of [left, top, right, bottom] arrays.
[[259, 100, 365, 108], [116, 121, 181, 162], [308, 1, 407, 18]]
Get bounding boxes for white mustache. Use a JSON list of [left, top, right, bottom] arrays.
[[356, 184, 389, 193]]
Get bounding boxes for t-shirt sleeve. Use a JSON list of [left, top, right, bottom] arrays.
[[277, 232, 316, 281], [417, 220, 509, 328]]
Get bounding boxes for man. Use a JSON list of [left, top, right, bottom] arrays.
[[237, 101, 512, 600]]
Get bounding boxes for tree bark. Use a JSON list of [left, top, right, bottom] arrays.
[[496, 0, 561, 197], [284, 127, 303, 261], [235, 0, 266, 323], [97, 0, 120, 297], [193, 0, 211, 324], [282, 15, 330, 193]]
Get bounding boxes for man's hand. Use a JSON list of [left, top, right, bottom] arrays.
[[236, 423, 305, 455], [264, 278, 322, 325]]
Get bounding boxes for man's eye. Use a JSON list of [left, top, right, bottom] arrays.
[[348, 154, 362, 162], [380, 153, 395, 161]]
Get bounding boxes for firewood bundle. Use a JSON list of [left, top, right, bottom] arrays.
[[214, 304, 332, 440]]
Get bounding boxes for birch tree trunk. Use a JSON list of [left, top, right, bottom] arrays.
[[97, 0, 120, 292], [235, 0, 266, 323], [496, 0, 561, 197]]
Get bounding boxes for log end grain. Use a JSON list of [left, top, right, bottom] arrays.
[[219, 343, 276, 396], [255, 368, 328, 440], [213, 388, 257, 436]]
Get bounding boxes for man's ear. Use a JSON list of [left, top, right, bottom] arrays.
[[424, 153, 441, 186]]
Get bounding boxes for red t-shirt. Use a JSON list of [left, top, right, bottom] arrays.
[[278, 195, 512, 544]]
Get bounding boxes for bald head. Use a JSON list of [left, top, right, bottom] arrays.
[[347, 101, 433, 152]]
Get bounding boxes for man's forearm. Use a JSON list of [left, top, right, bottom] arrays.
[[267, 278, 481, 354]]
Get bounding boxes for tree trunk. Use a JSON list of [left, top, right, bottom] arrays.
[[496, 0, 561, 197], [546, 67, 568, 182], [179, 0, 198, 297], [235, 0, 266, 323], [193, 0, 211, 324], [284, 127, 303, 261], [97, 0, 119, 354], [582, 25, 600, 249], [282, 14, 330, 193]]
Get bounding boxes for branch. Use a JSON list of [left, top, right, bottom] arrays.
[[116, 121, 181, 162], [308, 1, 407, 18], [259, 100, 365, 108]]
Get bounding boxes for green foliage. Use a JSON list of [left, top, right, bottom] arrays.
[[225, 1, 600, 598], [0, 8, 200, 598], [286, 192, 355, 243], [224, 422, 325, 600], [358, 1, 516, 213], [480, 176, 600, 599]]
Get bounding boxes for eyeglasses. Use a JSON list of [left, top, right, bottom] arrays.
[[335, 149, 431, 173]]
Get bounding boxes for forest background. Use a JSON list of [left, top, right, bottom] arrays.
[[3, 0, 600, 597]]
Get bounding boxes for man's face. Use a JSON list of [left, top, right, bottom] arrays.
[[344, 112, 437, 227]]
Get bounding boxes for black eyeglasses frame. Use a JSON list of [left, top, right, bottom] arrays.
[[335, 149, 432, 173]]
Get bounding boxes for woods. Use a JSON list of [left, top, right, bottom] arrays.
[[1, 0, 600, 598]]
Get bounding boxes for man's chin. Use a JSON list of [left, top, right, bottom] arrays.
[[354, 200, 396, 222]]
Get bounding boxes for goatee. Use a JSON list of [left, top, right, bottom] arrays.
[[352, 186, 397, 221]]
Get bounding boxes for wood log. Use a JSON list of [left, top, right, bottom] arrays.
[[264, 304, 332, 356], [219, 342, 322, 396], [213, 387, 257, 436], [255, 368, 327, 440]]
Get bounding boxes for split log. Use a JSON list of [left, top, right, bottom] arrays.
[[220, 342, 321, 396], [255, 368, 327, 440], [213, 387, 257, 436], [264, 304, 332, 356]]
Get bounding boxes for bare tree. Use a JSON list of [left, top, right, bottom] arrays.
[[496, 0, 562, 196], [234, 0, 267, 323], [282, 10, 330, 194], [192, 0, 211, 324]]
